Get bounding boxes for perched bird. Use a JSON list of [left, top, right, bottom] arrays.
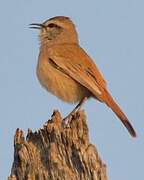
[[30, 16, 136, 137]]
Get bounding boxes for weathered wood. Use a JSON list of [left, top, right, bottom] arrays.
[[8, 110, 108, 180]]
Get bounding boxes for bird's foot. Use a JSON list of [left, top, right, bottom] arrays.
[[62, 113, 74, 128]]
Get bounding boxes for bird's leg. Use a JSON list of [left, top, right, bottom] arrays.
[[63, 97, 88, 125]]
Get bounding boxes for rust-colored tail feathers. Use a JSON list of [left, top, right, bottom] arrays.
[[103, 89, 136, 137]]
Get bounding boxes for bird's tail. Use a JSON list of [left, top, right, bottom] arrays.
[[103, 89, 136, 137]]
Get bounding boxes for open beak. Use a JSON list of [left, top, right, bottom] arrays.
[[29, 23, 46, 29]]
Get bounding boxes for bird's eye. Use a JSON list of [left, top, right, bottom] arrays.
[[48, 23, 57, 28]]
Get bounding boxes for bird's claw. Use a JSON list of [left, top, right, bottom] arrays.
[[62, 114, 73, 128]]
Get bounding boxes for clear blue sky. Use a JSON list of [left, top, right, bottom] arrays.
[[0, 0, 144, 179]]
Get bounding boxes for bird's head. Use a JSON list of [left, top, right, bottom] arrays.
[[30, 16, 79, 46]]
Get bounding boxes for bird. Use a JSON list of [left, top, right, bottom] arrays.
[[30, 16, 136, 137]]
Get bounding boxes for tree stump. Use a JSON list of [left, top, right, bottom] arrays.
[[8, 110, 108, 180]]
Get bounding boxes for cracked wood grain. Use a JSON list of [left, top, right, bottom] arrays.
[[8, 110, 108, 180]]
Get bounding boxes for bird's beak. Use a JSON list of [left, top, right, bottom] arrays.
[[29, 23, 46, 29]]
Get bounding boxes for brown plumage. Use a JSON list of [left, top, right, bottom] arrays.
[[30, 16, 136, 137]]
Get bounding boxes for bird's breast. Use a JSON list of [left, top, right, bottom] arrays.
[[36, 48, 90, 103]]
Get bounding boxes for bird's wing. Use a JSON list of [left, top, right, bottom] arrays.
[[47, 44, 136, 137], [47, 44, 107, 98]]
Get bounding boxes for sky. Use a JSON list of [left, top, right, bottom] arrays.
[[0, 0, 144, 179]]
